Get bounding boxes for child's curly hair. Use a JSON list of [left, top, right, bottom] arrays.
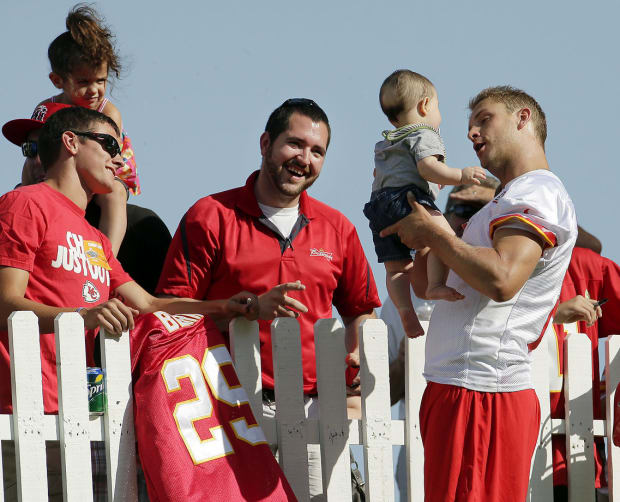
[[48, 3, 121, 79]]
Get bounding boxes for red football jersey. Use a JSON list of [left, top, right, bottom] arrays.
[[131, 312, 296, 501], [548, 247, 620, 487]]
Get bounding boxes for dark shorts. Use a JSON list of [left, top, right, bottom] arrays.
[[363, 184, 439, 263]]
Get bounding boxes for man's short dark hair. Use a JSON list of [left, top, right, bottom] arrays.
[[264, 99, 331, 148], [38, 107, 120, 170]]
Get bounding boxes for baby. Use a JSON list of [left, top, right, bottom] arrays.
[[364, 70, 485, 338]]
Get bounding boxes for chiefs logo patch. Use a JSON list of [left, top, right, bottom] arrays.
[[82, 280, 101, 303]]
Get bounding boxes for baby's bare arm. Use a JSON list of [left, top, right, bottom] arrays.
[[417, 155, 486, 186]]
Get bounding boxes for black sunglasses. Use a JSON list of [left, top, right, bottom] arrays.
[[21, 140, 38, 158], [70, 130, 121, 158], [282, 98, 318, 107]]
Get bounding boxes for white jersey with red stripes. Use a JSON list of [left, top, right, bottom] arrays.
[[424, 169, 577, 392]]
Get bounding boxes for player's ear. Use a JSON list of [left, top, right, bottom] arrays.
[[418, 97, 429, 117], [259, 131, 271, 156], [49, 72, 64, 90], [516, 107, 531, 131]]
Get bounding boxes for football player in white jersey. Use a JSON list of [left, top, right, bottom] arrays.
[[382, 86, 578, 502]]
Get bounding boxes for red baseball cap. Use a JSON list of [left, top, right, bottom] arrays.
[[2, 102, 73, 146]]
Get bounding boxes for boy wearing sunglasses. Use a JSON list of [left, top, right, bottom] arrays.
[[2, 102, 129, 256]]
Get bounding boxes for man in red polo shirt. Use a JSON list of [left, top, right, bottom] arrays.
[[157, 98, 381, 499]]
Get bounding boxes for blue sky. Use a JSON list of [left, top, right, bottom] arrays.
[[2, 0, 619, 306]]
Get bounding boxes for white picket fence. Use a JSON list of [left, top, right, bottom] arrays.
[[0, 311, 136, 502], [1, 312, 618, 501]]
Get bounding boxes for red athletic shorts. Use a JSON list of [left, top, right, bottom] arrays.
[[420, 382, 540, 502]]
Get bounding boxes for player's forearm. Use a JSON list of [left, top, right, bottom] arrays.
[[417, 157, 463, 185], [423, 229, 527, 302]]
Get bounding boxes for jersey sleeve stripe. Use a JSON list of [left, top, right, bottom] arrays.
[[489, 214, 557, 248]]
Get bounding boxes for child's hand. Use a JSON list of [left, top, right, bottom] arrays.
[[460, 166, 486, 185]]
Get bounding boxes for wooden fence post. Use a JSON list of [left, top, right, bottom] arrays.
[[314, 318, 352, 501], [8, 311, 48, 501], [564, 332, 595, 501], [55, 313, 93, 502], [99, 328, 137, 501], [271, 318, 310, 501], [360, 318, 393, 501], [229, 318, 264, 431], [405, 322, 427, 501]]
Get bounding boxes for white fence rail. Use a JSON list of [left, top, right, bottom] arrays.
[[1, 313, 618, 501]]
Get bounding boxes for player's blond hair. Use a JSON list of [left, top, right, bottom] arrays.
[[379, 70, 435, 123], [469, 86, 547, 148]]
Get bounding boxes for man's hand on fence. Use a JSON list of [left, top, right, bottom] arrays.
[[226, 291, 260, 320], [79, 298, 139, 335], [258, 281, 308, 320], [554, 295, 602, 326]]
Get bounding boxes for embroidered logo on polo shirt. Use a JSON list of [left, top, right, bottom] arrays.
[[82, 280, 101, 303], [310, 248, 333, 261]]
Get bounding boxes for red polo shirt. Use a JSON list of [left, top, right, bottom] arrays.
[[157, 171, 380, 394]]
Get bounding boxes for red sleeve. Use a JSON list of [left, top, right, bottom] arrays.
[[156, 200, 220, 300], [598, 256, 620, 337], [332, 222, 381, 317], [0, 192, 47, 271]]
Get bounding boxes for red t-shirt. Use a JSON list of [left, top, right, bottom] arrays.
[[548, 246, 620, 486], [157, 172, 380, 394], [131, 312, 295, 502], [0, 183, 132, 413]]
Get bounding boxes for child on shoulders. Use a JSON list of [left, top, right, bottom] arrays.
[[36, 4, 141, 255]]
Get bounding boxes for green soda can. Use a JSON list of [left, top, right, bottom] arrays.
[[87, 367, 107, 414]]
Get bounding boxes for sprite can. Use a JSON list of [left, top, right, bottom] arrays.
[[87, 367, 106, 414]]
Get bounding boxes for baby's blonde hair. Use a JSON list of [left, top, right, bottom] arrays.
[[380, 70, 435, 123]]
